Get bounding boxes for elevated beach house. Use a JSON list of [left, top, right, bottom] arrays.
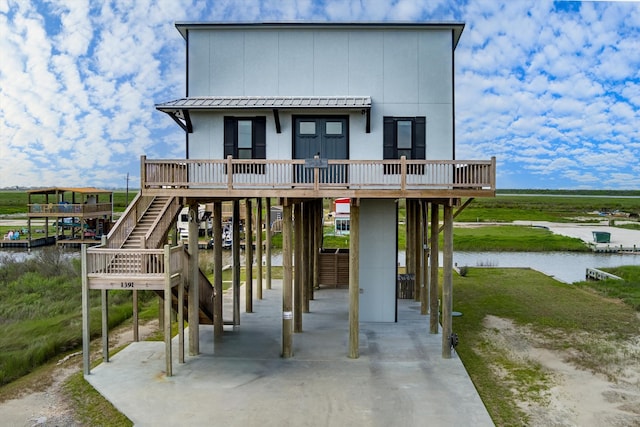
[[81, 22, 495, 375]]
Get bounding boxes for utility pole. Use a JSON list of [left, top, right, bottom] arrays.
[[125, 173, 130, 205]]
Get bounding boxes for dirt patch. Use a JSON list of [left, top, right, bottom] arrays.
[[0, 320, 159, 426], [482, 315, 640, 426]]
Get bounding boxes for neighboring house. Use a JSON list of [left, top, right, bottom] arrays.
[[82, 22, 495, 374]]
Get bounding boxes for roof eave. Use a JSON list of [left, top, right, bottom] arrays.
[[174, 21, 465, 49]]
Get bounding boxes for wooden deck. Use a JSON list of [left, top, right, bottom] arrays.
[[141, 156, 496, 199]]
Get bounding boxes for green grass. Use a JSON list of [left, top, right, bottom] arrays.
[[453, 267, 640, 425], [577, 265, 640, 310], [0, 248, 155, 386], [0, 190, 136, 216], [456, 194, 640, 223], [63, 371, 133, 426], [452, 225, 589, 252]]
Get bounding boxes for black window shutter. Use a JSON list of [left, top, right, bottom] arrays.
[[253, 117, 266, 159], [383, 117, 395, 160], [414, 116, 426, 160], [224, 117, 236, 158]]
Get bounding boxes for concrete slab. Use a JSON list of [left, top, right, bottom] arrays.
[[86, 281, 494, 426]]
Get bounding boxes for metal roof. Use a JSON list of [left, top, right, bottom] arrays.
[[27, 187, 113, 195], [156, 96, 371, 111]]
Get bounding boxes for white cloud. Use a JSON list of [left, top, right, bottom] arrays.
[[1, 0, 640, 189]]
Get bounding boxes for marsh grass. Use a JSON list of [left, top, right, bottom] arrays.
[[0, 248, 153, 386], [453, 267, 640, 426]]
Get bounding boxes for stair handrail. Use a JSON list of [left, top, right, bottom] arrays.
[[144, 197, 182, 249], [105, 193, 155, 249], [180, 245, 215, 322]]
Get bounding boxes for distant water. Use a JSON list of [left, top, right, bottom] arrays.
[[3, 248, 639, 284]]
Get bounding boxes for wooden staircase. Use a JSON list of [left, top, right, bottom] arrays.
[[103, 195, 215, 325], [121, 196, 170, 249]]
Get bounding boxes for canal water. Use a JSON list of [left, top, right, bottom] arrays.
[[2, 248, 639, 284]]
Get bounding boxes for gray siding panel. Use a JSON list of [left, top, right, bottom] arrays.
[[210, 31, 245, 95], [418, 31, 452, 104], [278, 30, 314, 95], [244, 31, 279, 95], [348, 31, 384, 100], [383, 31, 419, 104], [313, 31, 349, 94]]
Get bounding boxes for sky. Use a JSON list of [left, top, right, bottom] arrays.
[[1, 0, 640, 190]]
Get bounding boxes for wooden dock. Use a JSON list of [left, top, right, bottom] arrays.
[[0, 236, 57, 249], [585, 268, 622, 281]]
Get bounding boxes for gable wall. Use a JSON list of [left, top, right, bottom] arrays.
[[187, 27, 454, 161]]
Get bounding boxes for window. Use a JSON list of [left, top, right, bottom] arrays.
[[224, 116, 266, 173], [383, 117, 426, 174]]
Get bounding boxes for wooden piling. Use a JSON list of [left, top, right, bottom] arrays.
[[245, 199, 253, 313], [294, 203, 303, 332], [349, 199, 360, 359], [442, 203, 454, 359], [256, 198, 263, 300], [266, 197, 272, 290], [282, 201, 293, 358], [213, 201, 223, 339], [232, 200, 241, 325], [188, 202, 200, 355], [430, 203, 439, 334]]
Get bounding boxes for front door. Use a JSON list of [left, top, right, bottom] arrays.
[[293, 116, 348, 183]]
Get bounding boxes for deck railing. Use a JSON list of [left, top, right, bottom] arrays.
[[141, 156, 496, 192], [145, 196, 181, 249], [28, 202, 112, 215], [105, 193, 154, 249], [86, 245, 184, 277]]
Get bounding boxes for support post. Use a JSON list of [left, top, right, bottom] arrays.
[[282, 202, 293, 358], [349, 199, 360, 359], [303, 202, 310, 312], [101, 290, 109, 363], [256, 197, 263, 300], [421, 200, 429, 315], [265, 197, 272, 290], [81, 245, 90, 375], [413, 200, 422, 302], [294, 203, 303, 332], [213, 201, 223, 339], [232, 200, 241, 325], [442, 203, 454, 359], [430, 203, 440, 334], [314, 199, 322, 291], [178, 268, 184, 364], [188, 202, 200, 355], [164, 245, 173, 376], [245, 199, 253, 313], [133, 290, 139, 342]]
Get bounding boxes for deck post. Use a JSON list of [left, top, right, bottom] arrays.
[[348, 199, 360, 359], [213, 201, 223, 339], [442, 203, 454, 359], [188, 202, 200, 355], [414, 200, 422, 302], [302, 202, 310, 312], [313, 199, 321, 292], [294, 202, 303, 332], [81, 245, 90, 375], [265, 197, 272, 290], [421, 200, 429, 315], [133, 290, 139, 342], [429, 203, 440, 334], [256, 197, 263, 300], [178, 264, 184, 364], [282, 201, 293, 358], [232, 200, 241, 325], [101, 290, 109, 363], [245, 199, 253, 313], [164, 245, 173, 376]]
